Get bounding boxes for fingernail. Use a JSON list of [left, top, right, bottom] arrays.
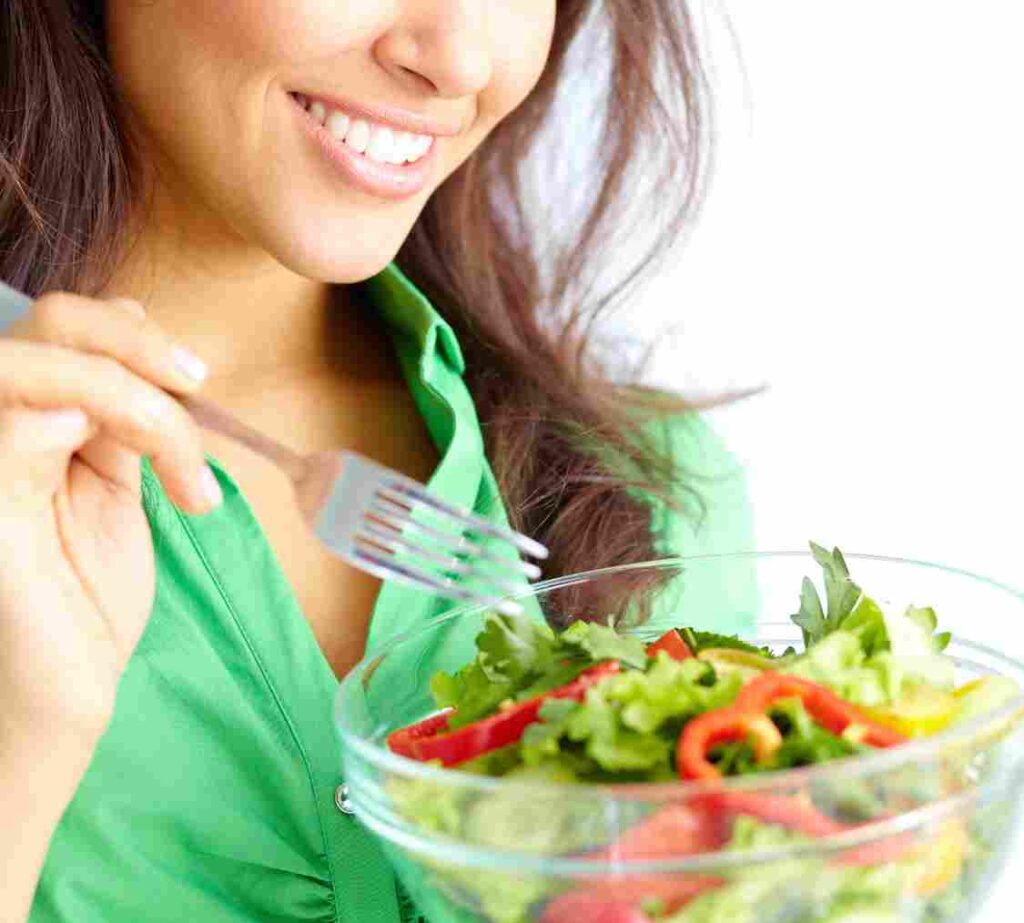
[[173, 346, 208, 383], [198, 465, 223, 508], [113, 298, 147, 319]]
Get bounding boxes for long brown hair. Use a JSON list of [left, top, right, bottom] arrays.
[[1, 1, 720, 621]]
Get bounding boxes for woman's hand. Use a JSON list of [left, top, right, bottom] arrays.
[[0, 291, 221, 921]]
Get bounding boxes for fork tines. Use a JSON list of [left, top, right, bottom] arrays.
[[350, 474, 548, 615]]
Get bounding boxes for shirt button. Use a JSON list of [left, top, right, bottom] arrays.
[[335, 783, 354, 815]]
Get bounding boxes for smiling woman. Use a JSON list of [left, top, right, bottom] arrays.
[[0, 2, 751, 922]]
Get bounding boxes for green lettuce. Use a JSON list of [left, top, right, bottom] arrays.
[[678, 628, 780, 657], [784, 546, 957, 706], [712, 698, 860, 776], [430, 611, 647, 728], [521, 654, 741, 780], [794, 543, 952, 657], [785, 626, 954, 708]]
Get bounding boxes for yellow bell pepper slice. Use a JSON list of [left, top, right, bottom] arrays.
[[697, 648, 774, 682], [863, 684, 958, 738]]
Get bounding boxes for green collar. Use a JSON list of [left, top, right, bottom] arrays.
[[360, 262, 466, 376]]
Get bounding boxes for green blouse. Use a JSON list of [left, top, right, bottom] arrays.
[[29, 263, 754, 923]]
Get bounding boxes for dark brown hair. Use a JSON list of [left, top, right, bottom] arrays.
[[1, 1, 722, 621]]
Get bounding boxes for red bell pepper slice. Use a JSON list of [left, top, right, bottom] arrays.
[[735, 673, 906, 748], [588, 803, 728, 863], [386, 661, 620, 766], [541, 892, 652, 923], [709, 791, 846, 838], [647, 629, 694, 661], [557, 805, 727, 915], [387, 712, 452, 759], [677, 707, 784, 780]]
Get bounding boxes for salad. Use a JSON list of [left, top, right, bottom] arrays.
[[379, 545, 1024, 923]]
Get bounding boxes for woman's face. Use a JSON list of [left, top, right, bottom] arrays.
[[105, 1, 557, 281]]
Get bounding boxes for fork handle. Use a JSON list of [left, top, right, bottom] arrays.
[[179, 394, 309, 484]]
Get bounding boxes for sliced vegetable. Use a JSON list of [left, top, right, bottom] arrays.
[[697, 648, 774, 680], [540, 893, 650, 923], [953, 675, 1021, 722], [735, 674, 905, 748], [388, 661, 620, 766], [679, 629, 777, 658], [912, 820, 968, 896], [710, 791, 846, 838], [589, 804, 727, 863], [862, 684, 958, 738], [558, 805, 727, 914], [648, 629, 694, 661], [677, 707, 783, 780], [387, 712, 453, 759]]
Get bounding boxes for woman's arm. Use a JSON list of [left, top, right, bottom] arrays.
[[0, 291, 220, 921], [0, 729, 97, 922]]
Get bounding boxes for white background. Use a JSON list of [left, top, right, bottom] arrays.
[[625, 2, 1024, 913], [632, 0, 1023, 595]]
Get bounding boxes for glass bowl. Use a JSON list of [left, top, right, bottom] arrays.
[[336, 552, 1024, 923]]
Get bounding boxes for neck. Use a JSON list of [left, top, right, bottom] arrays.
[[97, 184, 367, 396]]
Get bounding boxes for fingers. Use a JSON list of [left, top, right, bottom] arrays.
[[0, 408, 94, 513], [23, 292, 209, 395], [0, 293, 221, 514]]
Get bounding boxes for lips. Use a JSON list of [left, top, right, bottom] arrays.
[[290, 92, 438, 201], [293, 93, 435, 166]]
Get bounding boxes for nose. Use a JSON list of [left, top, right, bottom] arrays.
[[376, 1, 493, 99]]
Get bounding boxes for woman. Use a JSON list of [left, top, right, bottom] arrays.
[[0, 2, 752, 921]]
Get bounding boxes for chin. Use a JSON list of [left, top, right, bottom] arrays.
[[261, 214, 411, 285]]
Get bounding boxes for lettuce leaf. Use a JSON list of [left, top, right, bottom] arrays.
[[521, 654, 741, 779], [678, 628, 779, 657], [794, 542, 953, 658], [430, 611, 646, 729]]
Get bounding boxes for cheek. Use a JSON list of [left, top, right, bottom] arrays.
[[485, 3, 558, 116], [105, 1, 376, 139]]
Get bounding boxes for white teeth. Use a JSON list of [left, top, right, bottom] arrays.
[[344, 119, 372, 155], [388, 131, 411, 165], [412, 135, 433, 161], [325, 110, 350, 141], [397, 131, 421, 163], [366, 126, 400, 165], [302, 97, 434, 164]]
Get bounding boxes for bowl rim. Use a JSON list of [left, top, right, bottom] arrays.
[[336, 550, 1024, 805]]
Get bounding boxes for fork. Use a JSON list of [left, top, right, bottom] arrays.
[[0, 280, 548, 614]]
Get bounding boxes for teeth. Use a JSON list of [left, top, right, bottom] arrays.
[[344, 119, 372, 155], [301, 95, 434, 164], [411, 135, 432, 161], [325, 110, 350, 141], [365, 126, 398, 164], [388, 131, 412, 165]]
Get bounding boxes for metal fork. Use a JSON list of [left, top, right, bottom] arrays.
[[0, 280, 548, 613], [181, 395, 547, 612]]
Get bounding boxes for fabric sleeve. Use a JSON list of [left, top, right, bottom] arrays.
[[639, 411, 759, 638]]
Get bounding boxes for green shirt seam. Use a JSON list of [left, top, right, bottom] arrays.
[[171, 505, 341, 918]]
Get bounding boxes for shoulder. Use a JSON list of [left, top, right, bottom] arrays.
[[634, 405, 757, 637], [640, 407, 753, 558]]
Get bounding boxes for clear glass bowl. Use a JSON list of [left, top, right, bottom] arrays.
[[336, 553, 1024, 923]]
